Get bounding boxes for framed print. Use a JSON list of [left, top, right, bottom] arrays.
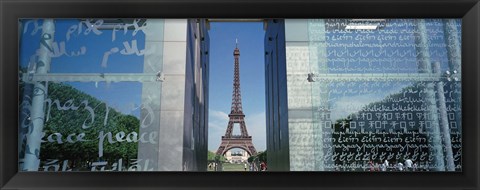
[[1, 0, 479, 189]]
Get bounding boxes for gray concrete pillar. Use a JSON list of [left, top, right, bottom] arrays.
[[137, 19, 165, 171], [307, 19, 332, 171]]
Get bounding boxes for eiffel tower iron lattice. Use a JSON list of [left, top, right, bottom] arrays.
[[216, 42, 257, 156]]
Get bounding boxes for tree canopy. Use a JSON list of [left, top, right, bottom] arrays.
[[26, 82, 141, 166], [207, 150, 226, 162]]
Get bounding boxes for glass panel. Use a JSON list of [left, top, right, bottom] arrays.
[[18, 19, 195, 172], [285, 18, 461, 171], [20, 19, 147, 74]]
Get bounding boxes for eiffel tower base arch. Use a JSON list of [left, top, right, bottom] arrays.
[[216, 137, 257, 156]]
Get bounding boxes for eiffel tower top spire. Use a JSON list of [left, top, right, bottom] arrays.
[[230, 41, 243, 116]]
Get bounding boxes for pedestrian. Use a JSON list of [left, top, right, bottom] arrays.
[[397, 162, 404, 171], [244, 163, 247, 171], [261, 162, 268, 171], [368, 160, 374, 171], [380, 162, 387, 171], [404, 158, 413, 171]]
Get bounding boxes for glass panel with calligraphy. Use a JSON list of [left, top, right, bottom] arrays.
[[298, 19, 461, 171], [19, 19, 166, 171]]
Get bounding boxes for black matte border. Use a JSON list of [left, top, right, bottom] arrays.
[[1, 0, 479, 190]]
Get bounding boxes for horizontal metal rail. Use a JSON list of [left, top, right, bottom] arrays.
[[304, 73, 460, 82], [21, 72, 165, 83]]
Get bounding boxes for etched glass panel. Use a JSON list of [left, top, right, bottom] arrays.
[[285, 19, 462, 171], [18, 19, 200, 171]]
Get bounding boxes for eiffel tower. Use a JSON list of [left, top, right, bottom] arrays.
[[216, 40, 257, 156]]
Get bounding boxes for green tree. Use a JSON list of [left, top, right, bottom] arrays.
[[247, 156, 254, 163], [34, 82, 140, 168], [207, 151, 226, 162], [257, 151, 267, 163]]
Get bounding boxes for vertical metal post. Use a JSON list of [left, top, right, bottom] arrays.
[[414, 19, 445, 171], [22, 19, 55, 171], [442, 19, 462, 132], [432, 62, 455, 171], [18, 20, 34, 168]]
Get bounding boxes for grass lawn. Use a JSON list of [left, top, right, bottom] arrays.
[[222, 163, 247, 171]]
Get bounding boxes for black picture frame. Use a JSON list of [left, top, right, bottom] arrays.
[[1, 0, 479, 189]]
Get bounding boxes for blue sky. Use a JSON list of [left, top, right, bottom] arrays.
[[20, 19, 145, 117]]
